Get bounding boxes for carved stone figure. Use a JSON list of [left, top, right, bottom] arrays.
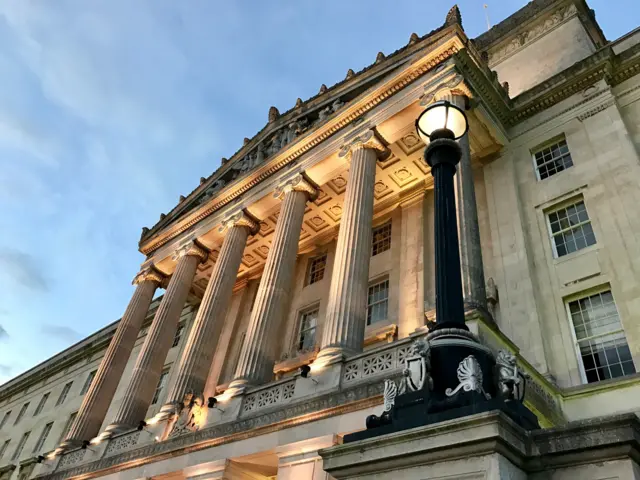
[[383, 379, 397, 412], [331, 98, 344, 113], [199, 179, 225, 204], [317, 106, 333, 123], [400, 338, 433, 394], [496, 350, 523, 401], [168, 390, 205, 438], [445, 355, 490, 399]]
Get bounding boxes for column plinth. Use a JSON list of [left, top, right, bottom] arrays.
[[60, 267, 163, 448], [228, 175, 317, 394], [104, 241, 207, 434], [316, 131, 388, 366], [161, 212, 258, 414]]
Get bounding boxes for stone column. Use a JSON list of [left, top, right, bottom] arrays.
[[106, 241, 207, 433], [161, 212, 259, 411], [228, 175, 317, 392], [316, 131, 388, 365], [452, 94, 487, 312], [61, 267, 164, 447]]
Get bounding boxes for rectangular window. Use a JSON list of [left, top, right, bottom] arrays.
[[151, 369, 169, 405], [306, 254, 327, 286], [547, 200, 596, 258], [14, 403, 29, 425], [172, 324, 184, 348], [34, 392, 50, 417], [372, 222, 392, 256], [0, 411, 10, 430], [58, 412, 77, 444], [533, 137, 573, 180], [567, 290, 636, 384], [56, 382, 73, 406], [32, 422, 53, 453], [0, 439, 9, 459], [11, 431, 30, 461], [367, 279, 390, 325], [297, 308, 319, 352], [80, 371, 97, 395]]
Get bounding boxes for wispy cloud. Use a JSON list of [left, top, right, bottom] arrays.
[[0, 248, 49, 292], [40, 325, 81, 345], [0, 325, 8, 340]]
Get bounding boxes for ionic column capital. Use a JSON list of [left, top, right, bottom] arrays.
[[220, 209, 260, 235], [172, 240, 208, 263], [339, 130, 389, 161], [274, 173, 318, 201], [132, 266, 165, 286]]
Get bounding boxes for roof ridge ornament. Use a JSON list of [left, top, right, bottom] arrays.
[[319, 84, 328, 94], [345, 68, 355, 80], [409, 33, 419, 45], [445, 5, 462, 28], [268, 106, 280, 123], [375, 52, 385, 64], [295, 98, 303, 108]]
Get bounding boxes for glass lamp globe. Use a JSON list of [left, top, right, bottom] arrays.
[[415, 100, 468, 143]]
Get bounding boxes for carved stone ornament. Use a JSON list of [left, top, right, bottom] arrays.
[[219, 210, 260, 235], [496, 350, 525, 401], [383, 379, 398, 412], [445, 5, 462, 27], [345, 68, 355, 80], [168, 390, 205, 438], [338, 130, 389, 161], [268, 106, 280, 123], [445, 355, 491, 399], [400, 338, 433, 394], [273, 173, 318, 201], [409, 32, 419, 44], [132, 266, 165, 286], [172, 240, 208, 263]]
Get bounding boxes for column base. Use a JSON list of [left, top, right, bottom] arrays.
[[314, 346, 355, 368], [225, 378, 251, 398], [102, 422, 137, 439]]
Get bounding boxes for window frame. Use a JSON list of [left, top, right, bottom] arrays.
[[34, 392, 50, 417], [366, 277, 390, 326], [371, 221, 392, 257], [0, 439, 9, 459], [531, 135, 574, 181], [0, 411, 10, 430], [58, 412, 78, 444], [305, 253, 327, 286], [14, 402, 29, 426], [296, 305, 320, 353], [80, 370, 97, 396], [32, 422, 54, 454], [545, 198, 596, 259], [565, 287, 635, 384], [11, 431, 30, 461], [56, 382, 73, 406], [172, 323, 185, 348], [151, 368, 170, 405]]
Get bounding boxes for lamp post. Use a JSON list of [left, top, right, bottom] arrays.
[[416, 100, 468, 331]]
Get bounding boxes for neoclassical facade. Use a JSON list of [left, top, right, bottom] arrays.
[[2, 1, 640, 478]]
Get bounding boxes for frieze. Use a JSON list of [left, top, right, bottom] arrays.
[[39, 382, 385, 480]]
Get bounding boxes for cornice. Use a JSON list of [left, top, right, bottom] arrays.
[[139, 38, 464, 256], [37, 382, 385, 480]]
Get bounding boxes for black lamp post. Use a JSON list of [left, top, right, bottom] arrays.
[[416, 100, 468, 331]]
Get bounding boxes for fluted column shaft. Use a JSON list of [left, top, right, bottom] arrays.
[[107, 242, 206, 432], [61, 269, 162, 447], [163, 213, 258, 409], [229, 176, 316, 390], [452, 95, 487, 312], [317, 131, 386, 363]]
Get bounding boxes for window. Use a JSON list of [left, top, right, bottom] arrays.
[[34, 392, 50, 416], [0, 439, 9, 459], [32, 422, 53, 453], [567, 290, 636, 384], [547, 200, 596, 258], [533, 137, 573, 180], [56, 382, 73, 406], [151, 369, 169, 405], [372, 222, 392, 256], [172, 324, 184, 348], [0, 411, 10, 430], [14, 402, 29, 425], [297, 308, 319, 352], [80, 370, 97, 395], [58, 412, 77, 444], [11, 431, 30, 461], [367, 279, 389, 325], [306, 254, 327, 285]]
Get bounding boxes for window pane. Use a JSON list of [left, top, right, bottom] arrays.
[[533, 138, 573, 180], [367, 280, 389, 325], [372, 222, 392, 256]]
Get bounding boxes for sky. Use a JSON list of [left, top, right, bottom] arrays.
[[0, 0, 636, 385]]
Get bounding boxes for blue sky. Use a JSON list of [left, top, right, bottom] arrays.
[[0, 0, 636, 385]]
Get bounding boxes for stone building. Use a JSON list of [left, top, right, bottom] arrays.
[[1, 0, 640, 478]]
